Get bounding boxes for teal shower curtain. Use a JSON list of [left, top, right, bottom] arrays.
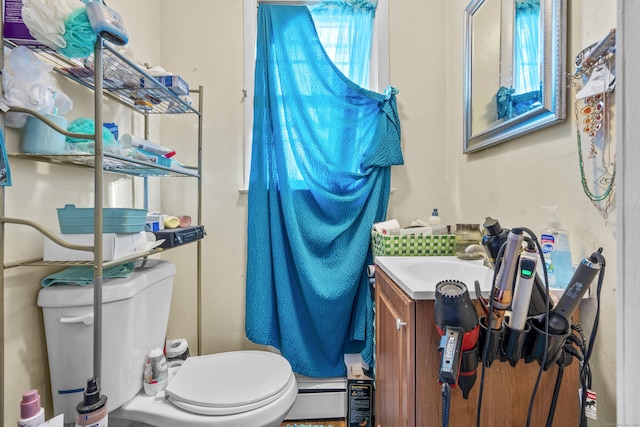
[[245, 4, 403, 377]]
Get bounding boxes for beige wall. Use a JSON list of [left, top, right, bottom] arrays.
[[3, 0, 619, 426], [443, 1, 618, 425]]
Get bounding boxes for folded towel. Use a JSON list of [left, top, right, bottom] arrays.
[[41, 261, 136, 287]]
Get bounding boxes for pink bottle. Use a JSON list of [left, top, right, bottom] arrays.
[[18, 389, 45, 427]]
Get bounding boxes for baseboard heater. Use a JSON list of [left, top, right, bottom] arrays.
[[285, 375, 347, 420]]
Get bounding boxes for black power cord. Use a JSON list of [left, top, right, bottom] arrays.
[[579, 251, 606, 427], [441, 383, 451, 427], [475, 240, 506, 427]]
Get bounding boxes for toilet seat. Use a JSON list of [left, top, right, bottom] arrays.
[[165, 350, 294, 416]]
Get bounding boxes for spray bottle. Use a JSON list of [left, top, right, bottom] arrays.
[[76, 377, 108, 427], [18, 390, 45, 427]]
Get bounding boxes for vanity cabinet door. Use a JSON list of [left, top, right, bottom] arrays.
[[375, 268, 416, 427]]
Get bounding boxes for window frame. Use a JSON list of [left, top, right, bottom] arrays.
[[242, 0, 389, 190]]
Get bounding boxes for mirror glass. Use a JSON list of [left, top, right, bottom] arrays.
[[463, 0, 566, 153]]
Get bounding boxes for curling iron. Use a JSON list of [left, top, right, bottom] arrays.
[[508, 247, 538, 331], [481, 217, 552, 317], [490, 228, 523, 329]]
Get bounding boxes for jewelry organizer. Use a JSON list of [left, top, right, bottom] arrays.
[[567, 29, 617, 223]]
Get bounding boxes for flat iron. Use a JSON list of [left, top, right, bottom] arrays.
[[85, 0, 129, 46]]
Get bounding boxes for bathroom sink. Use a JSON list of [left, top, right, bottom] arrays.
[[374, 256, 494, 300]]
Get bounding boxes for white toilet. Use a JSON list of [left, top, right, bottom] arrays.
[[38, 259, 297, 427]]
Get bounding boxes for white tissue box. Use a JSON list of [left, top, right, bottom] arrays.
[[44, 232, 147, 262]]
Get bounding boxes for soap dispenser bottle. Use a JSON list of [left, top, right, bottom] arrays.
[[428, 209, 442, 226], [552, 224, 573, 289], [428, 208, 447, 234], [540, 206, 559, 287], [541, 206, 573, 288]]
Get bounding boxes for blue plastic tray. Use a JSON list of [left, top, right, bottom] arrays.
[[57, 204, 148, 234]]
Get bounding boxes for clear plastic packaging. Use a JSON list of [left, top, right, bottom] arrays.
[[1, 46, 72, 128]]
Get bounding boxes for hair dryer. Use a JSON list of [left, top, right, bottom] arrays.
[[548, 249, 603, 334], [528, 248, 603, 369], [434, 280, 480, 399]]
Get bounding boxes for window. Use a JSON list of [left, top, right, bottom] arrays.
[[513, 0, 540, 94], [242, 0, 389, 189]]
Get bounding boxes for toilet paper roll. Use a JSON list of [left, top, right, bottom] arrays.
[[367, 265, 376, 278], [372, 219, 401, 235], [167, 360, 184, 381], [166, 338, 190, 361], [164, 216, 180, 229]]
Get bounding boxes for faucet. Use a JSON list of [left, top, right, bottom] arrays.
[[460, 244, 493, 269]]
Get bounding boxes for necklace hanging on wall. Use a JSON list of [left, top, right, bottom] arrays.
[[572, 58, 616, 224]]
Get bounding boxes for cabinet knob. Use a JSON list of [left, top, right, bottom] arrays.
[[396, 318, 407, 330]]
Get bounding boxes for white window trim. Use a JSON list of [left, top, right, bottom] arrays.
[[241, 0, 390, 192]]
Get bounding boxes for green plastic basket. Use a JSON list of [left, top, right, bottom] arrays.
[[371, 230, 456, 257]]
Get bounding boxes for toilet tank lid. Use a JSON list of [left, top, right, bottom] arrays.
[[37, 259, 175, 308]]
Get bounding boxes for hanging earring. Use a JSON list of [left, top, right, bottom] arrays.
[[580, 95, 604, 158]]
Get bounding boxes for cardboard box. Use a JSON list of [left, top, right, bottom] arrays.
[[154, 75, 189, 95], [3, 0, 46, 47], [348, 377, 374, 427], [43, 232, 148, 262], [346, 355, 374, 427], [139, 75, 189, 96]]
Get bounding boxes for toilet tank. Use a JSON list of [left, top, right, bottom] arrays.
[[37, 259, 175, 424]]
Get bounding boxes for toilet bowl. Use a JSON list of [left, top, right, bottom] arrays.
[[111, 351, 298, 427], [38, 260, 297, 427]]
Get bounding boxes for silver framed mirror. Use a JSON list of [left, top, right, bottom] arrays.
[[463, 0, 566, 153]]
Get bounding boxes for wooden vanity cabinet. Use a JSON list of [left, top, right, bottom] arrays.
[[374, 267, 580, 427]]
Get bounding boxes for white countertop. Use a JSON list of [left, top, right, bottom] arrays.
[[374, 256, 576, 301], [374, 256, 494, 300]]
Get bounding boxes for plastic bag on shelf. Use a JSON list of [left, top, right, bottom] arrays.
[[21, 0, 80, 50], [1, 46, 73, 128]]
